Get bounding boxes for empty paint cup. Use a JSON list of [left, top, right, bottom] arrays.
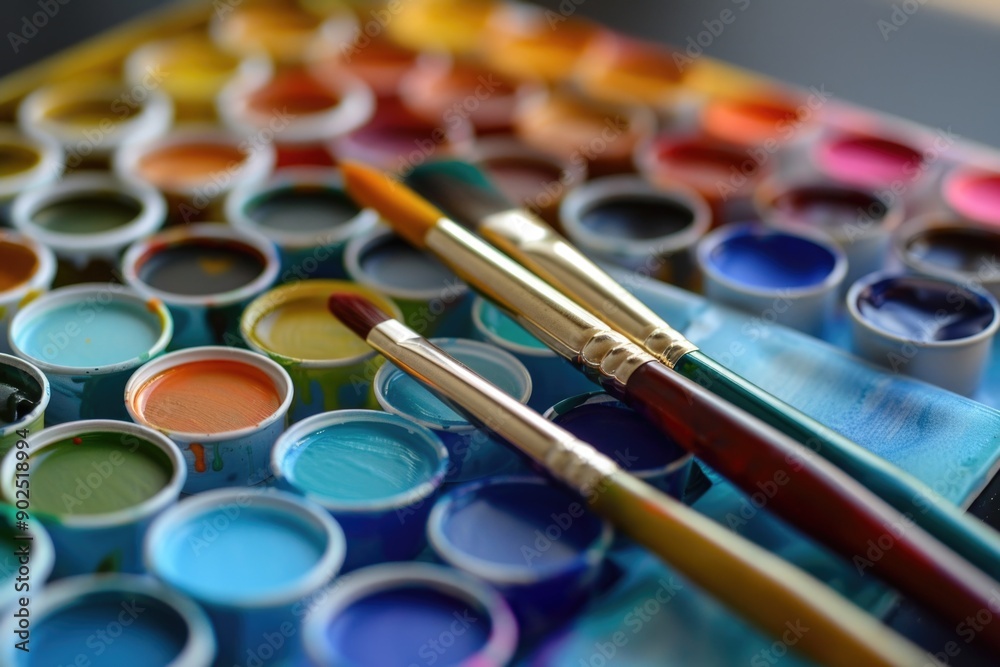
[[544, 392, 693, 499], [145, 488, 346, 666], [226, 166, 379, 281], [0, 503, 54, 612], [696, 222, 848, 336], [560, 175, 712, 289], [0, 353, 49, 455], [10, 172, 166, 286], [272, 409, 449, 571], [374, 337, 532, 482], [345, 225, 472, 338], [114, 125, 275, 224], [121, 222, 279, 349], [17, 77, 172, 170], [0, 125, 63, 208], [847, 272, 1000, 396], [0, 574, 216, 666], [471, 297, 593, 411], [0, 231, 56, 353], [892, 213, 1000, 300], [241, 280, 402, 422], [755, 177, 905, 288], [8, 283, 173, 424], [428, 475, 612, 633], [303, 562, 518, 667], [0, 419, 185, 577], [125, 346, 294, 492]]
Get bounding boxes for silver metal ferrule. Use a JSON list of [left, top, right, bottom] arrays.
[[481, 209, 699, 369], [367, 319, 620, 495]]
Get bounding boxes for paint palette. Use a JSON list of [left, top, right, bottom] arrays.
[[1, 1, 1000, 665]]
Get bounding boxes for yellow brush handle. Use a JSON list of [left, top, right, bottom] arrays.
[[595, 473, 933, 667]]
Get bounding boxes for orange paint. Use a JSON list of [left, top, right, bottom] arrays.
[[189, 443, 206, 473], [701, 94, 806, 147], [0, 239, 39, 292], [137, 142, 247, 192], [312, 33, 418, 98], [132, 359, 282, 434], [484, 9, 601, 84], [574, 33, 683, 106], [247, 70, 340, 117]]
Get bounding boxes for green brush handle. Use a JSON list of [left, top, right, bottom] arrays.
[[678, 349, 1000, 581]]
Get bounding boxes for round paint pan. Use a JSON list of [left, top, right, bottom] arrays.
[[813, 130, 928, 191], [210, 0, 327, 65], [0, 124, 63, 205], [125, 346, 294, 493], [942, 165, 1000, 228], [847, 272, 1000, 397], [700, 92, 813, 148], [272, 409, 449, 571], [0, 419, 185, 577], [241, 279, 402, 422], [0, 574, 215, 667], [303, 562, 518, 667], [145, 488, 345, 665], [8, 283, 172, 424], [0, 231, 56, 353]]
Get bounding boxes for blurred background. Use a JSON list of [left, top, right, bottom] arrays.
[[2, 0, 1000, 145]]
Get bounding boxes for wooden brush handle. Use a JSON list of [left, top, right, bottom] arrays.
[[593, 472, 930, 667], [623, 361, 1000, 657]]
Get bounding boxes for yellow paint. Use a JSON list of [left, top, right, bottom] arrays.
[[196, 257, 235, 277], [214, 3, 323, 63], [133, 35, 242, 105], [0, 143, 40, 177], [387, 0, 496, 54]]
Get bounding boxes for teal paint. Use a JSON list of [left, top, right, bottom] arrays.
[[477, 300, 546, 350]]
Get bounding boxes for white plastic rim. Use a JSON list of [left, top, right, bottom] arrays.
[[17, 78, 173, 155], [125, 345, 294, 443], [0, 574, 216, 666], [225, 166, 379, 249], [121, 222, 280, 308], [144, 488, 346, 610], [0, 125, 64, 200], [892, 213, 1000, 293], [0, 231, 56, 308], [302, 562, 518, 667], [344, 224, 468, 302], [271, 409, 449, 514], [696, 221, 848, 299], [217, 68, 375, 145], [113, 124, 275, 198], [0, 419, 186, 530], [560, 174, 713, 258], [8, 282, 173, 375], [10, 172, 167, 255], [0, 352, 49, 439]]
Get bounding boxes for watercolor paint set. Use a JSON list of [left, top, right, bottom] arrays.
[[1, 0, 1000, 665]]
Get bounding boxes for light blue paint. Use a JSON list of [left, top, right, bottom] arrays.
[[477, 300, 547, 350], [15, 300, 162, 368], [155, 506, 327, 604], [285, 421, 440, 506], [27, 592, 188, 667]]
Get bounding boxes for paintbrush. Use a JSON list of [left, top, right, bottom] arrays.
[[327, 291, 931, 667], [400, 159, 1000, 586], [340, 160, 1000, 657]]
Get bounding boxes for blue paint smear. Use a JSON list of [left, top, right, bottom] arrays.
[[155, 506, 326, 604], [856, 276, 995, 342], [707, 228, 837, 289], [15, 300, 162, 368], [324, 587, 490, 666], [286, 421, 439, 505], [27, 592, 188, 667]]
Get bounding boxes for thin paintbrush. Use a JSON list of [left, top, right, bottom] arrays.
[[327, 291, 930, 667], [340, 160, 1000, 657], [401, 159, 1000, 585]]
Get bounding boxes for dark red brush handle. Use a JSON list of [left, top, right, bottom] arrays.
[[619, 361, 1000, 656]]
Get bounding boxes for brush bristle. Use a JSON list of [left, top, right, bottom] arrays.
[[340, 161, 443, 248], [404, 161, 514, 227], [328, 293, 393, 339]]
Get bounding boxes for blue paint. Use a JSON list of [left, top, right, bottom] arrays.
[[439, 480, 603, 569], [324, 587, 490, 666], [706, 227, 837, 289], [856, 276, 996, 342], [154, 506, 327, 603], [14, 300, 162, 368], [284, 420, 441, 506], [477, 300, 547, 351], [359, 235, 455, 291], [379, 341, 527, 428], [29, 592, 187, 666]]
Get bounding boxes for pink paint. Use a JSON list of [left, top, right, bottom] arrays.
[[817, 134, 923, 189], [944, 168, 1000, 226]]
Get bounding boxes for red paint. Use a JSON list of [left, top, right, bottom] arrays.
[[617, 361, 1000, 654], [189, 443, 206, 473], [72, 437, 82, 445]]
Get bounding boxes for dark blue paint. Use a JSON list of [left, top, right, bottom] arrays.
[[580, 196, 694, 240], [707, 228, 837, 289]]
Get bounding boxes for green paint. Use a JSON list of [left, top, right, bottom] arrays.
[[31, 191, 142, 234], [27, 432, 173, 517], [212, 444, 224, 472]]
